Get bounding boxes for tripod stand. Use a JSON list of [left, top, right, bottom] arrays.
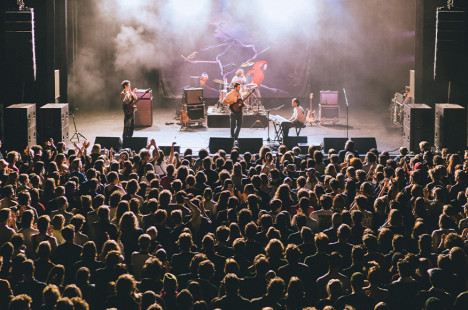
[[69, 112, 87, 143]]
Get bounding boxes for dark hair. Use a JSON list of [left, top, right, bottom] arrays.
[[292, 98, 300, 105]]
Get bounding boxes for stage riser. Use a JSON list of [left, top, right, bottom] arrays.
[[207, 114, 268, 128]]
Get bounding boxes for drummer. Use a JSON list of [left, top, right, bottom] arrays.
[[231, 69, 247, 89]]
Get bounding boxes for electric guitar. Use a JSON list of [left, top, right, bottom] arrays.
[[305, 92, 315, 124], [227, 88, 257, 113]]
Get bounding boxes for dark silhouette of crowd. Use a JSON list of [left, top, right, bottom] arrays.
[[0, 138, 466, 310]]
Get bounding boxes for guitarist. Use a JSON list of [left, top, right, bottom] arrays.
[[223, 82, 243, 140], [120, 80, 138, 138]]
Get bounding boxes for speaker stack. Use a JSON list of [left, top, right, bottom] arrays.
[[434, 103, 466, 152], [38, 103, 69, 144], [4, 103, 36, 151], [403, 104, 434, 152]]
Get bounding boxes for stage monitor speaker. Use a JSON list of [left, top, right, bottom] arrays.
[[184, 88, 203, 105], [94, 136, 122, 151], [122, 137, 148, 151], [238, 138, 263, 154], [38, 103, 69, 144], [4, 103, 36, 151], [323, 137, 347, 153], [403, 104, 434, 152], [158, 145, 181, 156], [283, 136, 308, 149], [187, 104, 205, 120], [351, 137, 377, 154], [435, 103, 466, 152], [209, 137, 234, 153]]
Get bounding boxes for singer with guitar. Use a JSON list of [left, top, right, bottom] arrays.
[[223, 82, 257, 140], [223, 82, 243, 140], [121, 80, 138, 138]]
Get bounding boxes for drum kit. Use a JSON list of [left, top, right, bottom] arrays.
[[212, 61, 263, 113]]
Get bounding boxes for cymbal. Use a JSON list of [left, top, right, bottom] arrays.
[[240, 61, 254, 68], [189, 76, 200, 79], [212, 79, 226, 85]]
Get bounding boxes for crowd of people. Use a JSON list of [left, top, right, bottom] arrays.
[[0, 137, 466, 310]]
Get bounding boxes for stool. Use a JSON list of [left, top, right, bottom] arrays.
[[294, 123, 306, 136]]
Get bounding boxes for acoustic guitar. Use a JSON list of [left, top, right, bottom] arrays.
[[227, 87, 257, 113]]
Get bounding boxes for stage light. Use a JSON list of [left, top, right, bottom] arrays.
[[252, 0, 317, 38], [164, 0, 211, 21]]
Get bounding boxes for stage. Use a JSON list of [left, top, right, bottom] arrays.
[[72, 104, 403, 154]]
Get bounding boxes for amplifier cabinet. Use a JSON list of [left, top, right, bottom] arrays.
[[319, 104, 339, 124], [38, 103, 69, 144], [135, 89, 153, 127], [184, 88, 204, 105], [4, 103, 36, 151], [187, 104, 205, 120]]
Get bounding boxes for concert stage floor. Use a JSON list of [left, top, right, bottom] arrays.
[[73, 105, 403, 153]]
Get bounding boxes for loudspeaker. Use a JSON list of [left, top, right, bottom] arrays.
[[184, 88, 203, 105], [122, 137, 148, 151], [323, 137, 347, 152], [159, 145, 181, 156], [4, 10, 36, 102], [209, 137, 234, 153], [4, 103, 36, 151], [351, 137, 377, 154], [94, 137, 122, 150], [435, 103, 466, 152], [38, 103, 69, 144], [433, 8, 467, 80], [283, 136, 308, 149], [187, 104, 205, 120], [238, 138, 263, 154], [403, 104, 434, 152]]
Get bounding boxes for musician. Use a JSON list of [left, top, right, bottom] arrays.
[[231, 69, 246, 86], [402, 86, 412, 105], [120, 80, 138, 138], [282, 98, 305, 139], [223, 82, 243, 140]]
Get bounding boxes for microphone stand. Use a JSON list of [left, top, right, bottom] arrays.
[[266, 110, 271, 142], [343, 88, 350, 140]]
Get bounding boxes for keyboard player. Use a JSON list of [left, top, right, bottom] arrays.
[[282, 98, 306, 138]]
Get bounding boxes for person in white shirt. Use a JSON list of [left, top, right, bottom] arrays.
[[230, 69, 247, 87], [282, 98, 306, 139]]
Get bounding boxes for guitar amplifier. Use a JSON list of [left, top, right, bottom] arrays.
[[319, 90, 339, 105], [184, 88, 203, 105], [319, 104, 339, 123], [187, 104, 205, 120], [134, 89, 153, 127]]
